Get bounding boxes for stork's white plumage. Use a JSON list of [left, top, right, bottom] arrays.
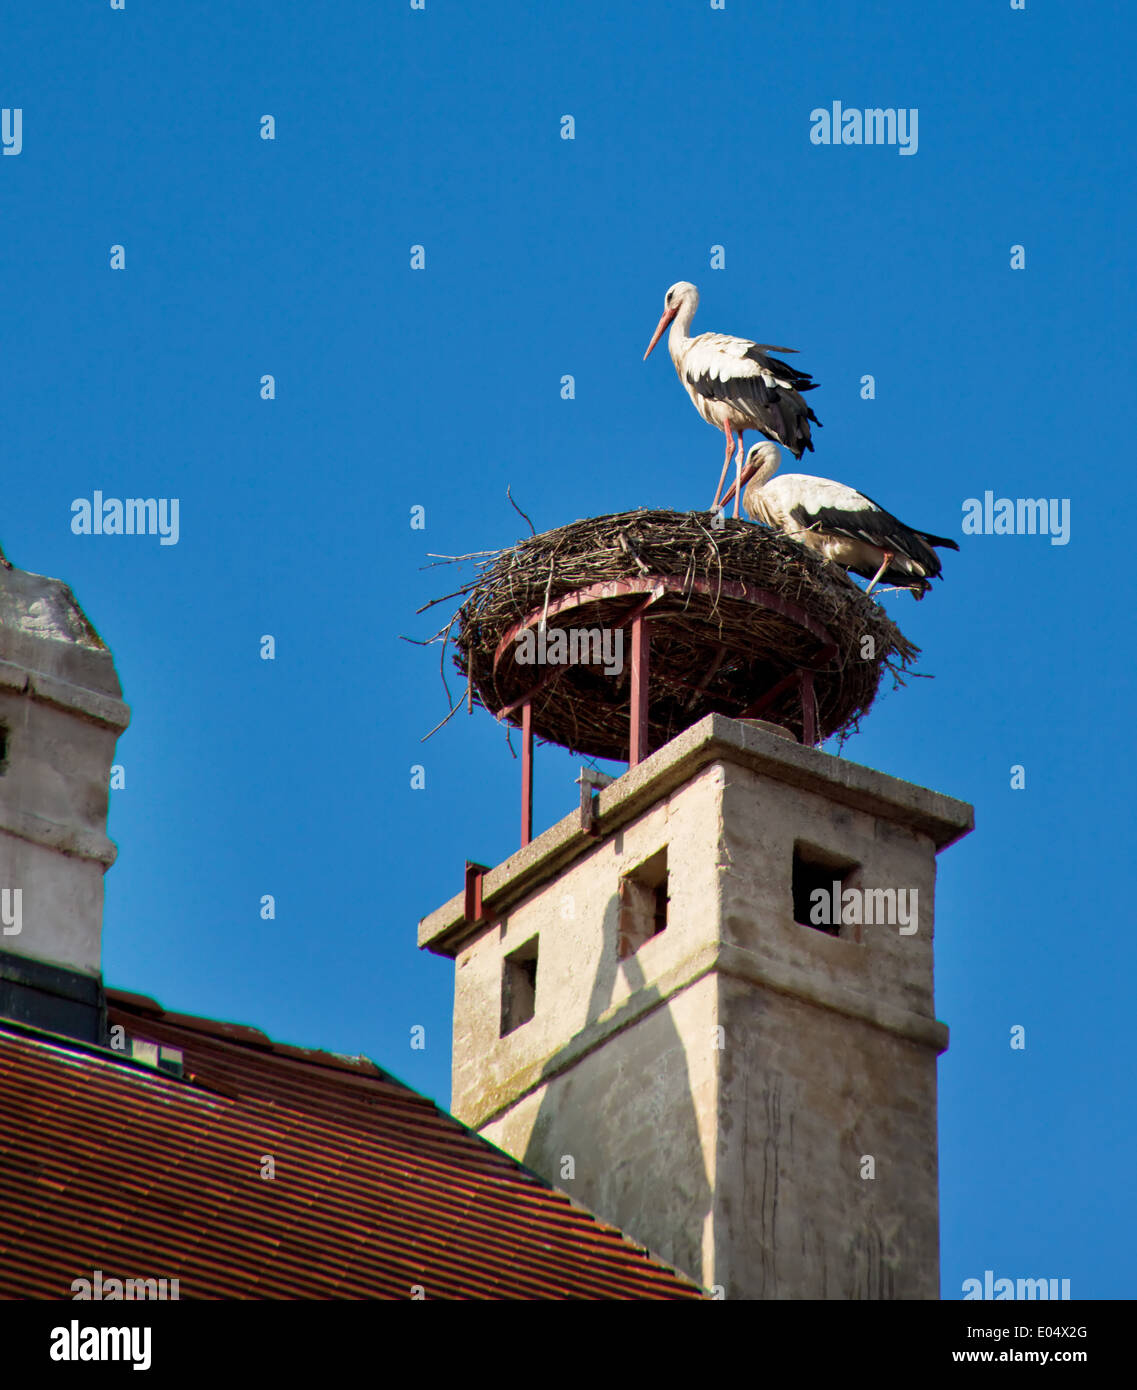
[[731, 442, 958, 598], [643, 281, 820, 515]]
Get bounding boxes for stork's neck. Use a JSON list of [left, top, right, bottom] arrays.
[[668, 297, 698, 359], [751, 458, 780, 488]]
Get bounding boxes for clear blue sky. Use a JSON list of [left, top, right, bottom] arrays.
[[4, 2, 1134, 1297]]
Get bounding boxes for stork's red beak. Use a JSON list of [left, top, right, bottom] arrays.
[[643, 304, 678, 360]]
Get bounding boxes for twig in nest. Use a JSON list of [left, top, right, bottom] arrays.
[[399, 613, 458, 646], [539, 542, 562, 628], [690, 515, 723, 618], [618, 532, 651, 575], [867, 584, 922, 599], [420, 685, 472, 741], [507, 486, 536, 536], [415, 584, 480, 616], [425, 550, 503, 562], [437, 608, 461, 706]]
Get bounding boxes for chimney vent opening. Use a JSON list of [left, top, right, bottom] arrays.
[[792, 842, 861, 938], [500, 936, 539, 1036], [618, 848, 669, 958]]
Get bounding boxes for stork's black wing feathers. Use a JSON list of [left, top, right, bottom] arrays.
[[686, 357, 821, 459], [743, 345, 820, 394], [788, 497, 953, 581], [852, 494, 960, 562]]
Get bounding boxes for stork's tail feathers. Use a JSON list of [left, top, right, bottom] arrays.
[[915, 531, 960, 552], [787, 406, 821, 459]]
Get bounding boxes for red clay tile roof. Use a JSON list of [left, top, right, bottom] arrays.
[[0, 989, 703, 1300]]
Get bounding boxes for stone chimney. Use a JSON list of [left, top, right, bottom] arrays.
[[419, 715, 973, 1299], [0, 562, 130, 1044]]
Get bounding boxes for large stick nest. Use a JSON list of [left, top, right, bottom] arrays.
[[430, 510, 919, 761]]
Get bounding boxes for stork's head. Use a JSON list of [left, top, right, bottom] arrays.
[[719, 442, 782, 513], [643, 281, 699, 360], [743, 442, 782, 488]]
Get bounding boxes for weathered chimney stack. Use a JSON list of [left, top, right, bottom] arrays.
[[420, 716, 972, 1298], [0, 563, 130, 1044]]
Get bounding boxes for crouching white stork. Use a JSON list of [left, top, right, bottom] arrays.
[[643, 281, 821, 516], [729, 442, 958, 598]]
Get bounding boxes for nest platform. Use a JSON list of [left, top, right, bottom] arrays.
[[451, 509, 918, 762]]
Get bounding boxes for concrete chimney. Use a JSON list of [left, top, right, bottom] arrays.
[[419, 715, 973, 1299], [0, 563, 130, 1044]]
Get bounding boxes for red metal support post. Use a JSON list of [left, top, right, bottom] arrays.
[[521, 699, 533, 847], [629, 616, 650, 767], [464, 861, 489, 925]]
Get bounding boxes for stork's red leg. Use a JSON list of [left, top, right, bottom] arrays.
[[731, 431, 745, 518], [712, 422, 735, 510], [865, 551, 895, 595]]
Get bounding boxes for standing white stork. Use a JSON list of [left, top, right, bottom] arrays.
[[729, 442, 958, 598], [643, 281, 821, 516]]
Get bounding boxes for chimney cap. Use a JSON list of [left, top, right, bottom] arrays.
[[418, 713, 974, 958], [0, 565, 108, 651], [0, 564, 125, 705]]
